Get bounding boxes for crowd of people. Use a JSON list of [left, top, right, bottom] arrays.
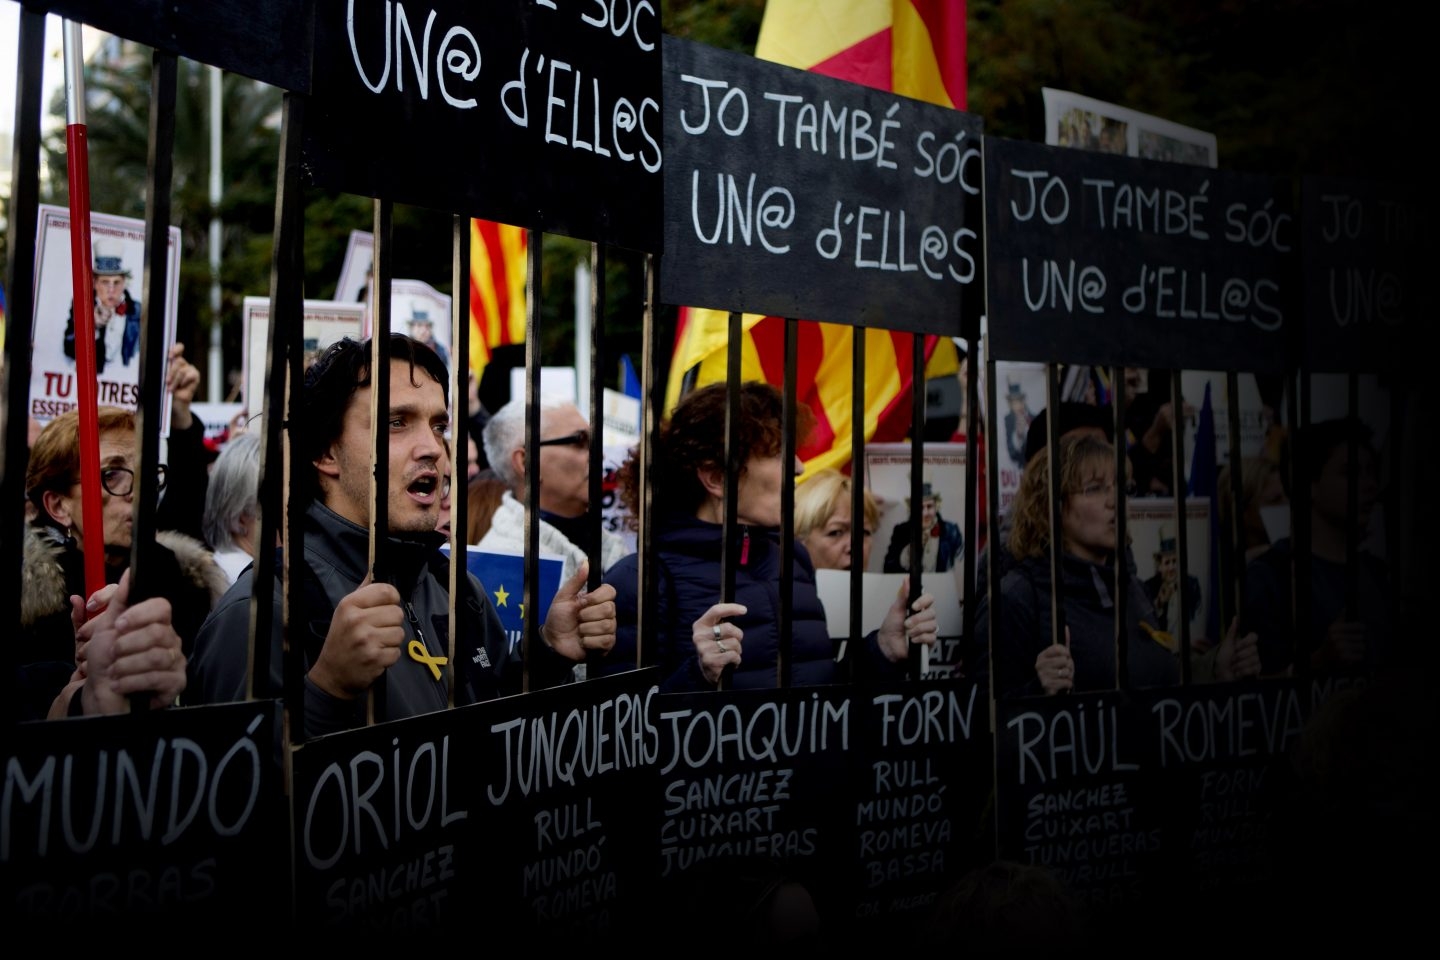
[[10, 337, 1400, 722], [4, 327, 1415, 949]]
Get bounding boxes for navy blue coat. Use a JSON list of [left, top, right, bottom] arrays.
[[599, 513, 898, 691], [973, 551, 1179, 699]]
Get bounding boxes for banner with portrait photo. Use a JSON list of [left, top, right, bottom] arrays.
[[332, 229, 456, 373], [859, 442, 968, 677], [1128, 497, 1214, 647], [29, 205, 181, 431], [987, 361, 1048, 517], [241, 296, 366, 426]]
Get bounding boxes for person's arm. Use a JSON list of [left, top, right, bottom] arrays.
[[156, 344, 208, 542], [861, 579, 938, 676], [992, 573, 1048, 699]]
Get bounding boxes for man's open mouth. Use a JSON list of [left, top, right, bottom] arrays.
[[407, 474, 439, 504]]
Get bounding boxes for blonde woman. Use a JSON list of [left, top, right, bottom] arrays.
[[794, 467, 878, 571]]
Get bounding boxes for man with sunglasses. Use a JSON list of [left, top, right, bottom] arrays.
[[480, 396, 630, 589], [19, 406, 229, 720]]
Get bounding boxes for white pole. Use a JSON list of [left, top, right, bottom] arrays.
[[574, 258, 591, 405], [207, 64, 223, 401]]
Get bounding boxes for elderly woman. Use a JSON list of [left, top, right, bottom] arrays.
[[20, 406, 226, 719], [975, 433, 1179, 698], [794, 467, 878, 571], [599, 382, 937, 691]]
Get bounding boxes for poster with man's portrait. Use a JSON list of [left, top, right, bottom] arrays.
[[29, 205, 181, 430], [807, 442, 968, 678], [242, 296, 366, 426], [988, 361, 1047, 517], [1128, 498, 1212, 647], [389, 279, 454, 372], [333, 230, 456, 373]]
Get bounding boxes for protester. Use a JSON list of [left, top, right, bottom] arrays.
[[20, 406, 225, 719], [599, 381, 936, 689], [794, 466, 878, 571], [973, 433, 1179, 697], [480, 396, 628, 583], [187, 335, 616, 732]]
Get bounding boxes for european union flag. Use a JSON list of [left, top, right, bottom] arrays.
[[446, 547, 563, 655]]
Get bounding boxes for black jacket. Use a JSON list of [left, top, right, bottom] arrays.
[[187, 500, 523, 736], [974, 551, 1179, 699], [599, 512, 901, 691]]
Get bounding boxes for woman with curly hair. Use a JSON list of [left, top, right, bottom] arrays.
[[597, 381, 937, 690], [975, 433, 1178, 698]]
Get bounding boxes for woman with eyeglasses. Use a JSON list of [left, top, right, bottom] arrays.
[[974, 432, 1179, 699], [19, 406, 227, 720]]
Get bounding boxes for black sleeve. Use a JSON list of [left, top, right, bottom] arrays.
[[158, 415, 210, 543]]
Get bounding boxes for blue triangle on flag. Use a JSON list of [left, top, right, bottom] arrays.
[[621, 354, 642, 399]]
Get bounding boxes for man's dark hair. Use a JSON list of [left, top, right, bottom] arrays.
[[298, 333, 449, 503], [1023, 401, 1114, 465]]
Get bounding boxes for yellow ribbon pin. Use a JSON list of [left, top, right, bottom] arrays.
[[408, 639, 448, 680]]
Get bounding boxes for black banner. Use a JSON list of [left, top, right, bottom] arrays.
[[304, 0, 663, 249], [842, 679, 991, 941], [660, 35, 983, 334], [31, 0, 312, 90], [291, 705, 474, 935], [1301, 176, 1424, 373], [2, 701, 286, 927], [473, 669, 661, 942], [984, 137, 1295, 372]]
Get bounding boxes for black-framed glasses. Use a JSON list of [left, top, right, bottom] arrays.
[[100, 464, 167, 497], [537, 429, 590, 449]]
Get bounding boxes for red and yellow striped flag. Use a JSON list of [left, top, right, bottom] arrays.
[[667, 0, 968, 476], [468, 219, 528, 382]]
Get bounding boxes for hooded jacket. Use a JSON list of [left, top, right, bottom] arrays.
[[974, 550, 1179, 699]]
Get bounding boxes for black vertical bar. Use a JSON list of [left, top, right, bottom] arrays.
[[585, 242, 605, 679], [446, 215, 469, 707], [588, 242, 605, 591], [522, 229, 543, 693], [637, 254, 657, 670], [1045, 364, 1066, 656], [846, 329, 865, 679], [367, 199, 393, 725], [1344, 372, 1360, 620], [1, 8, 45, 728], [778, 318, 797, 689], [906, 334, 925, 680], [1292, 372, 1312, 676], [1112, 366, 1129, 690], [961, 341, 980, 657], [125, 52, 177, 676], [1225, 372, 1247, 635], [1168, 369, 1189, 686], [985, 350, 1003, 707], [717, 310, 743, 690], [254, 94, 304, 738]]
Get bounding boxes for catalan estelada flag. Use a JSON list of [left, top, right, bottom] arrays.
[[667, 0, 968, 476], [469, 219, 528, 383]]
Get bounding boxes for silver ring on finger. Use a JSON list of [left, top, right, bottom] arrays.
[[712, 623, 723, 641], [716, 640, 728, 654]]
